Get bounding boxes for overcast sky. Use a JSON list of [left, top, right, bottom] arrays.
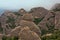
[[0, 0, 60, 10]]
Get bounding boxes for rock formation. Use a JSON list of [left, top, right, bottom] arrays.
[[19, 13, 41, 36], [51, 3, 60, 12], [19, 26, 41, 40], [38, 11, 55, 31], [18, 8, 26, 15], [30, 7, 49, 18]]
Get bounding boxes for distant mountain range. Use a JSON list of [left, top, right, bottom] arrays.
[[0, 8, 18, 16], [0, 8, 5, 15]]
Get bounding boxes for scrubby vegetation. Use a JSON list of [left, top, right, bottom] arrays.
[[2, 36, 19, 40], [2, 30, 60, 40], [42, 30, 60, 40], [14, 12, 22, 16], [6, 16, 16, 29], [0, 22, 3, 33], [33, 17, 44, 25]]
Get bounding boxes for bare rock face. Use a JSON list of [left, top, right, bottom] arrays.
[[38, 12, 55, 31], [8, 26, 31, 37], [20, 20, 41, 36], [22, 13, 34, 21], [9, 23, 41, 37], [15, 13, 34, 26], [30, 7, 49, 18], [8, 26, 41, 37], [18, 8, 26, 15], [19, 27, 41, 40], [9, 26, 21, 37], [55, 11, 60, 30], [1, 11, 17, 19], [0, 10, 17, 35], [15, 9, 28, 26]]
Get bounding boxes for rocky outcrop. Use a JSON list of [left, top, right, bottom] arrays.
[[7, 13, 41, 37], [1, 6, 60, 40], [19, 13, 41, 36], [30, 7, 49, 18], [18, 8, 26, 15], [19, 26, 41, 40], [2, 10, 17, 19], [8, 26, 21, 37], [38, 12, 55, 31], [51, 3, 60, 12], [20, 20, 41, 36], [22, 13, 34, 21], [0, 10, 17, 35]]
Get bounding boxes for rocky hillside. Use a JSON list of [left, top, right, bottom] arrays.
[[0, 3, 60, 40]]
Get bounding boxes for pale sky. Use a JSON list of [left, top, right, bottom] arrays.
[[0, 0, 60, 10]]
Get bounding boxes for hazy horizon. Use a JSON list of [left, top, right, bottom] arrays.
[[0, 0, 60, 11]]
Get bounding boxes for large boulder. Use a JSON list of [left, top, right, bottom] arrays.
[[30, 7, 49, 18], [19, 26, 41, 40]]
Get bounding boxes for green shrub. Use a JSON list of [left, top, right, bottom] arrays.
[[33, 17, 44, 25]]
